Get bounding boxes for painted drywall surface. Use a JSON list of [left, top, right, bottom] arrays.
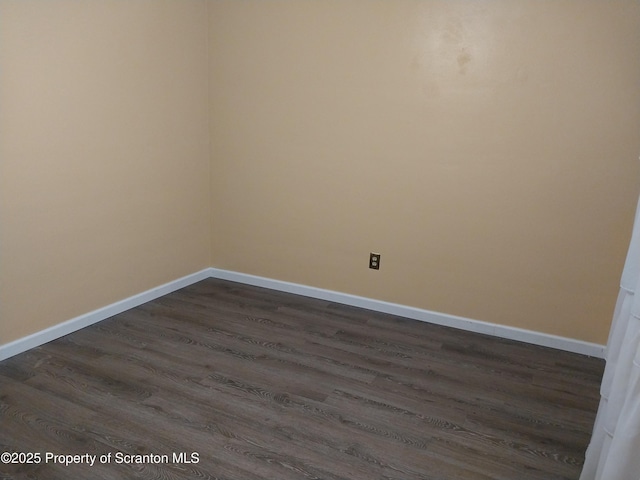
[[209, 0, 640, 344], [0, 1, 211, 343]]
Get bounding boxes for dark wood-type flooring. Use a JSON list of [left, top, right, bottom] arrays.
[[0, 278, 604, 480]]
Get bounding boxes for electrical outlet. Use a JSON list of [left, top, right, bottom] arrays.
[[369, 252, 381, 270]]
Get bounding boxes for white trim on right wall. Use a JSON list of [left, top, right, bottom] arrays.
[[208, 268, 606, 358]]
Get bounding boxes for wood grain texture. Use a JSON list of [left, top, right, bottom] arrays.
[[0, 278, 604, 479]]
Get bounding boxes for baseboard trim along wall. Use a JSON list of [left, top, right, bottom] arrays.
[[0, 269, 212, 362], [0, 267, 606, 362], [208, 268, 606, 359]]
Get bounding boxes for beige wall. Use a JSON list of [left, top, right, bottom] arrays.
[[0, 1, 211, 344], [209, 0, 640, 344], [1, 1, 639, 349]]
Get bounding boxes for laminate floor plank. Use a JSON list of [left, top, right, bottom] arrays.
[[0, 278, 604, 479], [20, 361, 290, 480]]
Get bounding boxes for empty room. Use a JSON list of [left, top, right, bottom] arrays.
[[1, 1, 639, 479]]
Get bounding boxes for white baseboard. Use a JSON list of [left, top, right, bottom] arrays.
[[0, 269, 212, 362], [0, 267, 606, 362], [208, 268, 606, 358]]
